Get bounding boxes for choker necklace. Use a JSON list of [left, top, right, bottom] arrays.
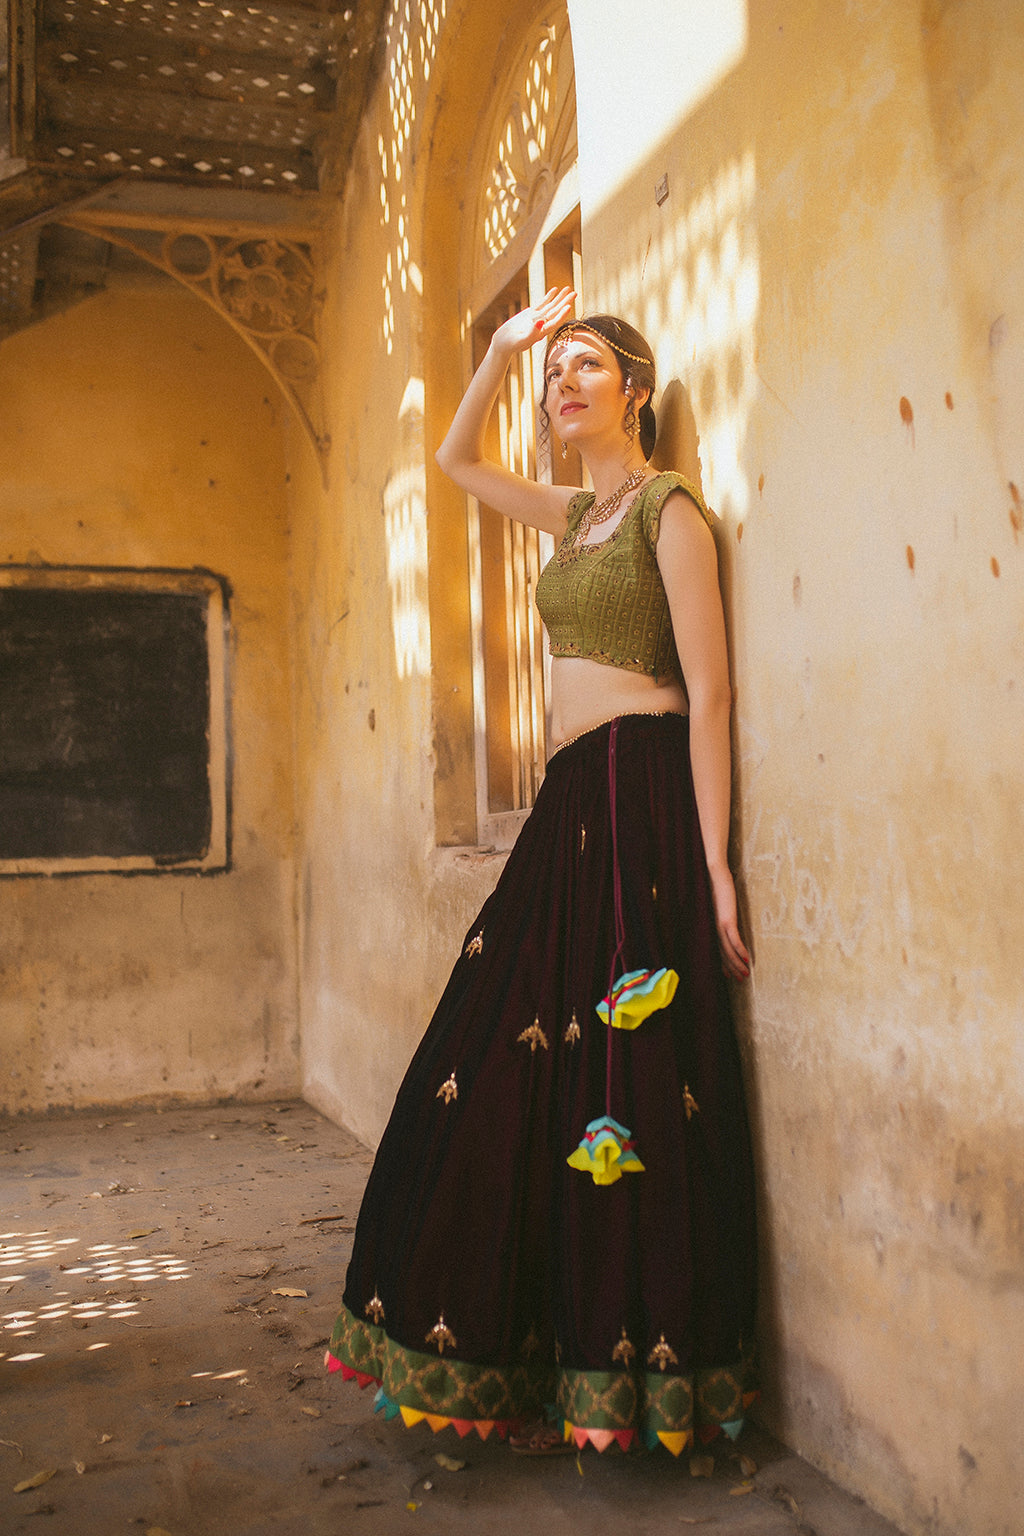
[[558, 464, 648, 564]]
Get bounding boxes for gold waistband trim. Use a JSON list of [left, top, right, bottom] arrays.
[[546, 710, 685, 761]]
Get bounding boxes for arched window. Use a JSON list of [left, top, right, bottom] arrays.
[[459, 6, 579, 847]]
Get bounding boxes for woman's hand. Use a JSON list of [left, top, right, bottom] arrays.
[[490, 287, 576, 359], [708, 865, 752, 982]]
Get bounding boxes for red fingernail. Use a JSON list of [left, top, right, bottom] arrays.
[[535, 320, 545, 329]]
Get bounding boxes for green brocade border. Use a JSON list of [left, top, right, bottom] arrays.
[[329, 1306, 755, 1438]]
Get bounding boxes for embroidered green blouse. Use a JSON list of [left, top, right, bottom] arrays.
[[535, 471, 713, 682]]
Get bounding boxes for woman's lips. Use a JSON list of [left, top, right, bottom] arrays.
[[560, 402, 584, 416]]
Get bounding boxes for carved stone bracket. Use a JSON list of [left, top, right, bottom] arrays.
[[71, 222, 330, 479]]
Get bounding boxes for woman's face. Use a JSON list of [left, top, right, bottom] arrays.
[[543, 331, 633, 447]]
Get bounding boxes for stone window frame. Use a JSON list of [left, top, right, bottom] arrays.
[[458, 5, 579, 850], [0, 565, 230, 876]]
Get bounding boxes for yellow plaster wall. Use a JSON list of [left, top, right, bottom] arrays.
[[568, 1, 1023, 1532], [0, 280, 300, 1110], [291, 0, 509, 1147]]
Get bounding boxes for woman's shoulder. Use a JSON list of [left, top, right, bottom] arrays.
[[640, 471, 714, 539]]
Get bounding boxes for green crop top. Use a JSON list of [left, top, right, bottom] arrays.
[[534, 471, 713, 682]]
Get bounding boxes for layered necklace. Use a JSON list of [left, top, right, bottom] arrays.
[[557, 463, 649, 566]]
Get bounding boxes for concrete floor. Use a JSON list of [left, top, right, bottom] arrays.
[[1, 1102, 903, 1536]]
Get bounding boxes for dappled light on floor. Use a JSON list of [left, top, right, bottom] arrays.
[[1, 1230, 193, 1365]]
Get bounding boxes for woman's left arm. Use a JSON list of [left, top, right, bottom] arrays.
[[657, 490, 751, 980]]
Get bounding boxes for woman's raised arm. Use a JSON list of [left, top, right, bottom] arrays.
[[435, 287, 578, 538]]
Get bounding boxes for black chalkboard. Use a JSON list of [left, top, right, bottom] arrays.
[[0, 586, 213, 862]]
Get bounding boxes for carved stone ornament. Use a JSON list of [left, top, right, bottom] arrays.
[[73, 223, 329, 477]]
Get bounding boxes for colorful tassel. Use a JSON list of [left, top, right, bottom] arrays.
[[567, 1114, 645, 1184], [596, 966, 679, 1030]]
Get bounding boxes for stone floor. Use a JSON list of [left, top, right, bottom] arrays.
[[1, 1102, 903, 1536]]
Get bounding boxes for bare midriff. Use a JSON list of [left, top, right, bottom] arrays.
[[547, 655, 689, 751]]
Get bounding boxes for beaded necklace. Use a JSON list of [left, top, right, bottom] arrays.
[[557, 464, 649, 566]]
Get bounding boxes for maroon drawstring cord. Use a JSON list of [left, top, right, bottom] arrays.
[[605, 719, 626, 1118]]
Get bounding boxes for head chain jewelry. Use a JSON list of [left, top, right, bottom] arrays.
[[550, 322, 651, 369]]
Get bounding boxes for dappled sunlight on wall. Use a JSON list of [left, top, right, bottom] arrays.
[[383, 376, 431, 680], [591, 152, 759, 523], [378, 0, 445, 353]]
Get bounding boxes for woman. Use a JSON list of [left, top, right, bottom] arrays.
[[326, 289, 758, 1456]]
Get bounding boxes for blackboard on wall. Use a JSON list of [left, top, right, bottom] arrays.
[[0, 569, 229, 874]]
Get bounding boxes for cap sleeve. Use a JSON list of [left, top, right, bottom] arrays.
[[642, 472, 715, 551]]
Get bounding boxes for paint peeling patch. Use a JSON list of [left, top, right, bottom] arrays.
[[906, 545, 915, 573], [792, 572, 802, 606], [945, 392, 954, 410], [758, 473, 765, 496], [990, 557, 1000, 578], [736, 521, 744, 543], [899, 396, 915, 447], [1010, 482, 1021, 540]]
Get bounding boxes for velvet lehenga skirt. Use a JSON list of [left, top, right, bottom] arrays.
[[326, 712, 758, 1454]]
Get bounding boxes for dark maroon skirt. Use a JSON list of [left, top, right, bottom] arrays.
[[327, 713, 757, 1453]]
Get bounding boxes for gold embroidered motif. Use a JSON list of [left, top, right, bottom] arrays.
[[580, 824, 586, 853], [517, 1017, 549, 1054], [683, 1084, 700, 1121], [564, 1011, 581, 1045], [521, 1324, 541, 1359], [652, 882, 657, 901], [436, 1072, 458, 1104], [612, 1326, 636, 1367], [464, 931, 483, 957], [426, 1314, 457, 1355], [364, 1293, 385, 1324], [647, 1334, 679, 1373]]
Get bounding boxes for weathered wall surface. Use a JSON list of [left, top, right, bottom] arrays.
[[569, 1, 1023, 1533], [0, 281, 300, 1110]]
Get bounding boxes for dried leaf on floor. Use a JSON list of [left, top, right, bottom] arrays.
[[75, 1461, 86, 1474], [689, 1453, 715, 1479], [14, 1469, 57, 1493], [739, 1453, 758, 1477], [434, 1453, 465, 1472], [771, 1483, 803, 1516], [730, 1483, 754, 1496], [301, 1407, 321, 1418], [99, 1435, 113, 1444], [128, 1228, 160, 1240], [272, 1287, 308, 1298]]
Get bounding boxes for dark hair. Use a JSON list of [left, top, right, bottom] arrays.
[[540, 313, 658, 459]]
